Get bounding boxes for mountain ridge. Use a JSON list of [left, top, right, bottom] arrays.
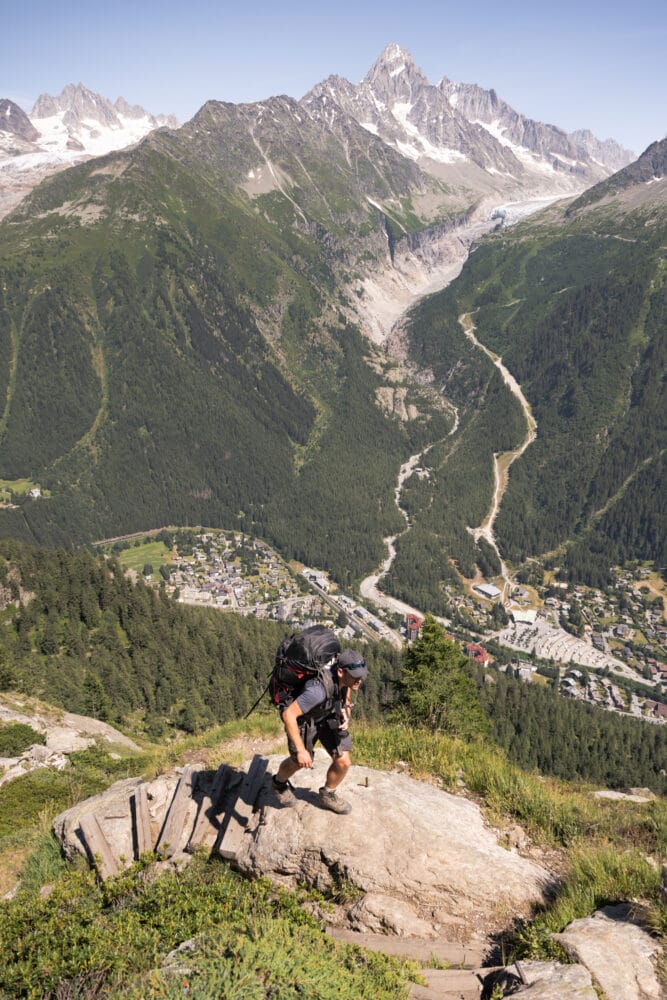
[[303, 43, 634, 207]]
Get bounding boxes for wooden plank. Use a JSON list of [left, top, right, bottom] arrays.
[[79, 812, 120, 880], [156, 766, 196, 858], [132, 783, 154, 857], [218, 755, 268, 861], [187, 764, 231, 853], [325, 929, 486, 968]]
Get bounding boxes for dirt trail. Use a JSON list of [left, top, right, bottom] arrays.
[[460, 312, 537, 600]]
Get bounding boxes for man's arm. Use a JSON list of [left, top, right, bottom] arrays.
[[281, 699, 313, 768]]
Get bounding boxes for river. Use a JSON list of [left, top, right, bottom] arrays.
[[357, 206, 543, 616]]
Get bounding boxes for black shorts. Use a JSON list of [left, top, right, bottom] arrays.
[[286, 714, 353, 761]]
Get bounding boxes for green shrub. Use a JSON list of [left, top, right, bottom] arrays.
[[0, 722, 45, 757], [0, 856, 415, 999]]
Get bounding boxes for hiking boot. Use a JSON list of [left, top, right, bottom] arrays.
[[272, 776, 297, 807], [318, 786, 351, 814]]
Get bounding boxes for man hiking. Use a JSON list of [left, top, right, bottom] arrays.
[[272, 649, 368, 814]]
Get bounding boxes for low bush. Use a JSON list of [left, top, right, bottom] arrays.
[[0, 856, 416, 999], [0, 722, 45, 757]]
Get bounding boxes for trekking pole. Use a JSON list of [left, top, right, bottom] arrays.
[[244, 673, 273, 719]]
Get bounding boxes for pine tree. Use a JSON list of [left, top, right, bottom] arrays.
[[395, 615, 490, 740]]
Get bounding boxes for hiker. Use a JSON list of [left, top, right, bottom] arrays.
[[272, 649, 368, 814]]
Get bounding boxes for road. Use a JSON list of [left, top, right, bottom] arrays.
[[459, 312, 537, 602]]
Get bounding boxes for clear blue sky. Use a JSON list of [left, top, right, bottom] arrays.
[[3, 0, 665, 155]]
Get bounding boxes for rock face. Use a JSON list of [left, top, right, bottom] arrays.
[[0, 99, 39, 142], [507, 960, 597, 998], [553, 904, 664, 1000], [0, 695, 141, 789], [235, 756, 553, 940], [303, 43, 633, 199]]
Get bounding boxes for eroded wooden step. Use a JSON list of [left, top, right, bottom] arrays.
[[409, 968, 483, 999], [156, 766, 198, 858], [79, 812, 121, 880], [187, 763, 232, 853], [132, 783, 153, 856], [326, 928, 486, 968], [218, 755, 268, 861]]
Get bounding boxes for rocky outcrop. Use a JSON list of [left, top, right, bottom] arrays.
[[553, 904, 663, 1000], [500, 960, 597, 998], [237, 756, 553, 941], [50, 754, 664, 997], [52, 753, 552, 942], [0, 695, 141, 789], [0, 99, 39, 142]]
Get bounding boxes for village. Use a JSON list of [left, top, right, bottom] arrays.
[[115, 528, 667, 724]]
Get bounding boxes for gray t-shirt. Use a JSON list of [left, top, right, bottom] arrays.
[[295, 677, 329, 717]]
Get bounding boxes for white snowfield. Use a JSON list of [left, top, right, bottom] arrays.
[[0, 111, 162, 172]]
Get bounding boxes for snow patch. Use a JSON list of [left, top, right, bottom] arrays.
[[396, 139, 421, 161], [392, 101, 417, 135], [473, 118, 513, 148], [359, 121, 379, 136], [390, 63, 406, 78]]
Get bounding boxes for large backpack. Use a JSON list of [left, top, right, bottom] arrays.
[[270, 625, 340, 707]]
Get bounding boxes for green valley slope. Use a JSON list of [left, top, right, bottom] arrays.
[[0, 98, 457, 585], [393, 141, 665, 598]]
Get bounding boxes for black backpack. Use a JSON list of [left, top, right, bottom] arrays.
[[269, 625, 340, 706]]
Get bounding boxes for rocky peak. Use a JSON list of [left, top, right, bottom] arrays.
[[362, 42, 429, 99], [0, 99, 39, 142], [32, 83, 119, 128], [570, 129, 636, 171], [303, 44, 633, 198], [114, 96, 149, 120]]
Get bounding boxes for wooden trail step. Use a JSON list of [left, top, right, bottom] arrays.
[[132, 783, 153, 857], [156, 766, 197, 858], [409, 969, 485, 1000], [187, 763, 232, 853], [218, 755, 268, 861], [79, 812, 121, 880], [326, 928, 486, 968]]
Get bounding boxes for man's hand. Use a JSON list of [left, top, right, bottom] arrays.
[[296, 748, 313, 768]]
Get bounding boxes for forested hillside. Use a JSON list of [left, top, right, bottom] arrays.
[[0, 541, 402, 734], [0, 98, 458, 587], [397, 177, 665, 592], [0, 102, 663, 601], [479, 670, 667, 795]]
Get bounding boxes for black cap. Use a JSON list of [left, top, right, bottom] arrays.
[[338, 649, 368, 679]]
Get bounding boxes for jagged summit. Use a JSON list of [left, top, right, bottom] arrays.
[[31, 82, 177, 130], [363, 42, 427, 88], [304, 44, 634, 201], [0, 82, 178, 221]]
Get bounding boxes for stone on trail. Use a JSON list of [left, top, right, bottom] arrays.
[[553, 904, 664, 1000], [505, 960, 597, 999]]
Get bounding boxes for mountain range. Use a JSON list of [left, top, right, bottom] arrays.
[[304, 44, 634, 204], [0, 84, 177, 219], [0, 45, 634, 223], [0, 46, 663, 600]]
